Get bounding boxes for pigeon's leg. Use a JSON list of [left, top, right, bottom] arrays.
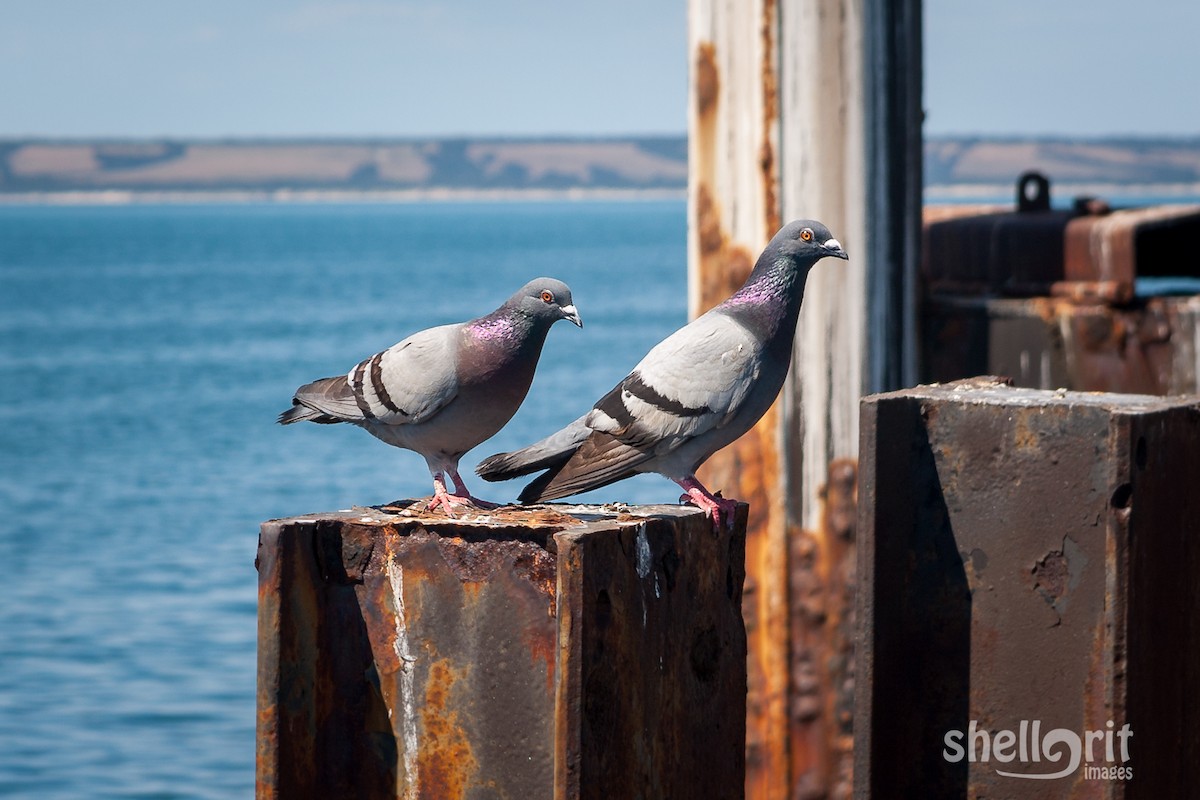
[[426, 472, 460, 517], [447, 468, 501, 510], [674, 475, 739, 531]]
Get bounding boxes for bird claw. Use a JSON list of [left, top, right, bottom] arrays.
[[679, 492, 739, 533], [427, 491, 501, 517], [426, 492, 461, 518]]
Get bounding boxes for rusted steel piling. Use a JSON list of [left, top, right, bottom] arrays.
[[856, 377, 1200, 797], [256, 502, 747, 800]]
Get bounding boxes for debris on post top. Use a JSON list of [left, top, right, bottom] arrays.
[[256, 501, 748, 800]]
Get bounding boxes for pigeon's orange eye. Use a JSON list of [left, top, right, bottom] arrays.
[[800, 229, 813, 242], [540, 290, 554, 303]]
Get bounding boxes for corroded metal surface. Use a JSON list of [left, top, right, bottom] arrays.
[[257, 502, 746, 799], [923, 173, 1200, 302], [856, 378, 1200, 797], [923, 295, 1200, 395], [922, 177, 1200, 396], [555, 505, 748, 800], [788, 459, 858, 800]]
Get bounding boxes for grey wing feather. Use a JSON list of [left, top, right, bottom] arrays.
[[279, 376, 364, 424], [280, 324, 463, 428], [588, 310, 759, 451], [514, 309, 762, 501], [519, 432, 650, 502], [345, 324, 461, 425], [476, 416, 591, 482]]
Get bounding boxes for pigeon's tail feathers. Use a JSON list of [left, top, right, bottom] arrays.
[[278, 376, 362, 425], [518, 431, 650, 503], [475, 418, 591, 482], [277, 404, 341, 425]]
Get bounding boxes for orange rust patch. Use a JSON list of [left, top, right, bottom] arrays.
[[759, 0, 780, 235], [696, 183, 724, 256], [695, 183, 756, 314], [521, 618, 557, 696], [418, 659, 479, 798], [695, 41, 719, 116], [1013, 412, 1042, 453]]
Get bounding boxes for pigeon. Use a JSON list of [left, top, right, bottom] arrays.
[[279, 278, 582, 514], [475, 220, 847, 528]]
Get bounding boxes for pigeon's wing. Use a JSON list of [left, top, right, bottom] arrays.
[[523, 310, 761, 502], [291, 324, 461, 426], [347, 324, 462, 425], [587, 309, 760, 452]]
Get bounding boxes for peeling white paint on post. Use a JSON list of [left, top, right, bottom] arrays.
[[385, 550, 420, 800], [777, 0, 869, 533], [688, 0, 921, 795]]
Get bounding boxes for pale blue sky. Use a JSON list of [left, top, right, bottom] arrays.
[[2, 0, 1197, 138]]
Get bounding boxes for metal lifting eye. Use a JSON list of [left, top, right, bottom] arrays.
[[540, 290, 554, 303], [800, 229, 813, 242]]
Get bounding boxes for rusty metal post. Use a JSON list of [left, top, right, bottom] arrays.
[[856, 377, 1200, 797], [256, 502, 747, 800], [688, 0, 922, 796]]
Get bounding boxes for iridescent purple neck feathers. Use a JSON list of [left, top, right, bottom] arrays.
[[467, 310, 524, 343]]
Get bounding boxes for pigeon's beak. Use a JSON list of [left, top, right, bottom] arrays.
[[822, 238, 849, 260], [560, 304, 583, 328]]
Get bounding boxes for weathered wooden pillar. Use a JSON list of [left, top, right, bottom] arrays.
[[856, 378, 1200, 797], [256, 503, 747, 800], [687, 0, 921, 796]]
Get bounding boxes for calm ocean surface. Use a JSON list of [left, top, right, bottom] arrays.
[[0, 200, 688, 799]]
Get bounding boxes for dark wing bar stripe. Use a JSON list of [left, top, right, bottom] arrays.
[[370, 352, 404, 415], [622, 372, 711, 417], [351, 358, 377, 420]]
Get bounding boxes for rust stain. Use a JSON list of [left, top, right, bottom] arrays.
[[759, 0, 780, 236], [695, 41, 719, 117], [696, 184, 756, 313], [521, 619, 557, 697], [418, 658, 479, 799], [787, 459, 858, 800], [1012, 412, 1041, 453]]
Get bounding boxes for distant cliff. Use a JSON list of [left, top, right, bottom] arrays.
[[0, 137, 688, 194], [2, 135, 1198, 196], [924, 136, 1200, 189]]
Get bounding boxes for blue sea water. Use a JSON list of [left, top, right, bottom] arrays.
[[0, 200, 688, 799]]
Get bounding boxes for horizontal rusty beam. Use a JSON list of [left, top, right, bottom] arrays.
[[922, 186, 1200, 301], [257, 502, 747, 800], [856, 378, 1200, 797]]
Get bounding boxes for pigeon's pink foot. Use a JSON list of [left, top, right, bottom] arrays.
[[427, 473, 473, 517], [674, 476, 740, 531], [426, 489, 461, 517]]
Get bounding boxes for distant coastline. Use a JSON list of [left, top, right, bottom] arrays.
[[2, 134, 1199, 205]]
